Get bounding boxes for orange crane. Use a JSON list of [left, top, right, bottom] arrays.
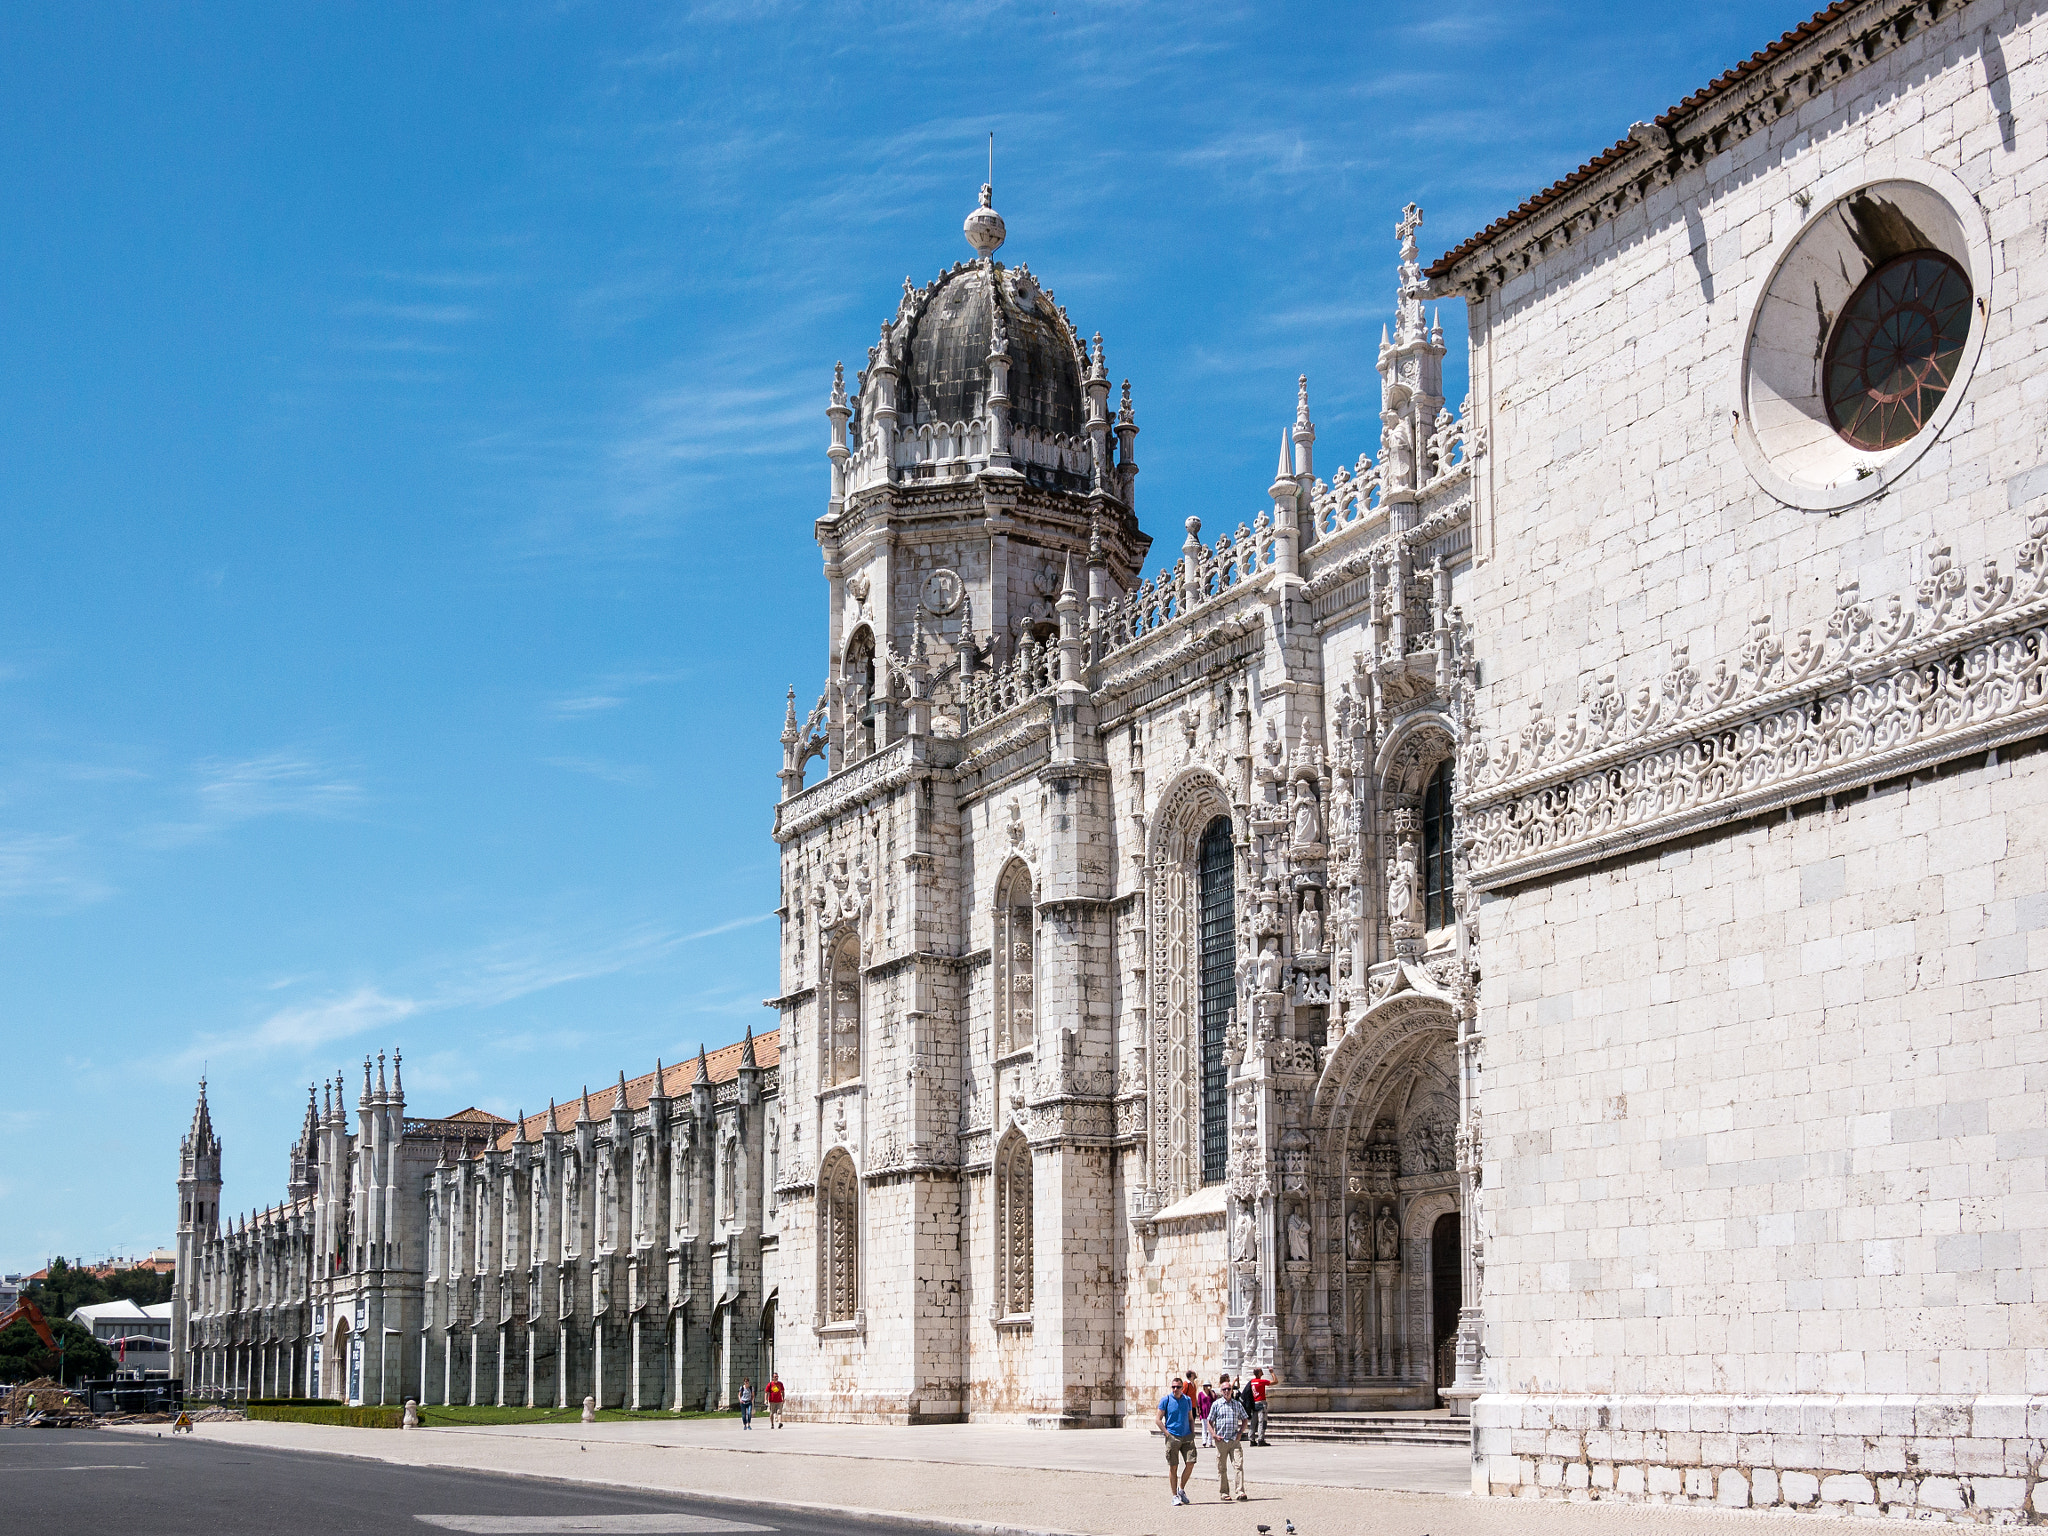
[[0, 1298, 62, 1356], [1, 1297, 72, 1382]]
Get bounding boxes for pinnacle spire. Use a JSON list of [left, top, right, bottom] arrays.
[[693, 1044, 711, 1086], [1277, 430, 1294, 480], [577, 1085, 592, 1123], [740, 1024, 757, 1070]]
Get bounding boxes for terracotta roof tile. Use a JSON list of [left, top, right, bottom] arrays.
[[1428, 2, 1864, 282], [491, 1030, 778, 1152]]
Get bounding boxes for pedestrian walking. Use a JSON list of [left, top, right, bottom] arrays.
[[1154, 1375, 1199, 1507], [765, 1372, 784, 1428], [1248, 1368, 1268, 1445], [1208, 1378, 1251, 1502], [1195, 1380, 1215, 1447], [738, 1377, 754, 1429]]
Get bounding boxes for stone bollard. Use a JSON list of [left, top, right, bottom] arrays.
[[582, 1395, 597, 1424], [402, 1400, 419, 1430]]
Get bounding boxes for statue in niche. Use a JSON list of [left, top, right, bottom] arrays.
[[1291, 779, 1322, 849], [1376, 1204, 1400, 1261], [1286, 1209, 1311, 1263], [1385, 414, 1415, 488], [1386, 837, 1419, 925], [1347, 1206, 1370, 1261], [1233, 1209, 1259, 1263], [1295, 891, 1323, 956], [1255, 937, 1283, 994]]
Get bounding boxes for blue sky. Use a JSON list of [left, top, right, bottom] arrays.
[[0, 1, 1808, 1271]]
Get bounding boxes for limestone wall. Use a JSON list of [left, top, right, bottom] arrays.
[[1460, 1, 2048, 1516]]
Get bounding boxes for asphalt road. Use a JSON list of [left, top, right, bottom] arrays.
[[0, 1426, 967, 1535]]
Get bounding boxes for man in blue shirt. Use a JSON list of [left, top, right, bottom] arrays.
[[1154, 1376, 1198, 1506]]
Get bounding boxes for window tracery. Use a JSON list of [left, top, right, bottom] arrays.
[[1422, 759, 1454, 931], [994, 861, 1036, 1057], [994, 1131, 1033, 1317], [826, 935, 863, 1086], [820, 1150, 859, 1323]]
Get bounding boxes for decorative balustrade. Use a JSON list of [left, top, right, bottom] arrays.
[[1095, 513, 1279, 656], [960, 637, 1056, 728]]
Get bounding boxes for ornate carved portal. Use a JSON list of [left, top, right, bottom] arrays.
[[1297, 1002, 1465, 1402]]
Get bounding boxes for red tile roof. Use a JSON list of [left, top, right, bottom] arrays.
[[1428, 2, 1866, 282], [491, 1030, 779, 1151]]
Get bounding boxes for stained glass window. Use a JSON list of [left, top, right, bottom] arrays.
[[1825, 251, 1971, 451]]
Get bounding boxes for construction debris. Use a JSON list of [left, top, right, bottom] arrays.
[[3, 1377, 93, 1426]]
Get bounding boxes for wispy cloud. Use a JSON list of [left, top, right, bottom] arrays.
[[182, 912, 775, 1062], [340, 300, 483, 324], [0, 834, 113, 910], [544, 755, 651, 785], [544, 667, 691, 718], [140, 752, 363, 850]]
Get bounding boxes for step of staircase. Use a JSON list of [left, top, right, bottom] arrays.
[[1260, 1411, 1472, 1448]]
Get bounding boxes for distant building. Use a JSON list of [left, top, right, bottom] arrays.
[[71, 1299, 174, 1378]]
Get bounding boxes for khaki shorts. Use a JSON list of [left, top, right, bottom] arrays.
[[1165, 1433, 1198, 1469]]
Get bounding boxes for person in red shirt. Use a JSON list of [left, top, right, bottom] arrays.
[[765, 1372, 785, 1429], [1248, 1369, 1268, 1445]]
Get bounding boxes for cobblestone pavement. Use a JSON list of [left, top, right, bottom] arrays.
[[106, 1419, 1934, 1536]]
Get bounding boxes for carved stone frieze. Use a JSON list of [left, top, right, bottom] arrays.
[[1465, 528, 2048, 888]]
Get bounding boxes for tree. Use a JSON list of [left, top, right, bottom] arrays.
[[25, 1258, 110, 1320], [0, 1315, 114, 1384], [103, 1267, 173, 1306]]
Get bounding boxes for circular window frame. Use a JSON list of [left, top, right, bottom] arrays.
[[1734, 159, 1992, 512]]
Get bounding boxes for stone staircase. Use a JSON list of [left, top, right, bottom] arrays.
[[1260, 1410, 1472, 1448]]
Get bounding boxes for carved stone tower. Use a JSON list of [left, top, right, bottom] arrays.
[[175, 1077, 222, 1381]]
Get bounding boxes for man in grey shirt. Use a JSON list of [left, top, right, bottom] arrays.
[[1207, 1373, 1250, 1502]]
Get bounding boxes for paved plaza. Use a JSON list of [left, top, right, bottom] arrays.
[[103, 1418, 1945, 1535]]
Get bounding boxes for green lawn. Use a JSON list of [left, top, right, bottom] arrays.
[[414, 1404, 739, 1427]]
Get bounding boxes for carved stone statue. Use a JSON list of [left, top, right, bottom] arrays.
[[1255, 936, 1283, 994], [1286, 1209, 1311, 1263], [1386, 414, 1415, 487], [1386, 837, 1419, 925], [1347, 1207, 1370, 1261], [1375, 1204, 1399, 1261], [1295, 891, 1323, 956], [1291, 779, 1322, 849], [1234, 1209, 1258, 1262]]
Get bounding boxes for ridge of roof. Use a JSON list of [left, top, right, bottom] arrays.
[[491, 1029, 780, 1152], [1427, 0, 1935, 290]]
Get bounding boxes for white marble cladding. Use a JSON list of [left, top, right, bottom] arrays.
[[1434, 0, 2048, 1519], [1475, 1394, 2048, 1520]]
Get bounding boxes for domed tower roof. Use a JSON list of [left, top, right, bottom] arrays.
[[845, 186, 1106, 496], [898, 260, 1086, 441]]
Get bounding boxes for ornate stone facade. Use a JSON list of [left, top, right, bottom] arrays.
[[174, 1034, 781, 1411], [770, 183, 1482, 1426]]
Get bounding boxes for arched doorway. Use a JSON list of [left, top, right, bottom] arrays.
[[1431, 1211, 1461, 1404], [759, 1295, 776, 1384]]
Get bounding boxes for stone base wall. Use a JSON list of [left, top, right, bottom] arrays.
[[1476, 1394, 2048, 1523]]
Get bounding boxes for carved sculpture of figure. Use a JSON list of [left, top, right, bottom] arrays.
[[1347, 1206, 1370, 1261], [1261, 717, 1285, 784], [1386, 414, 1415, 488], [1255, 936, 1283, 994], [1234, 1209, 1259, 1262], [1291, 778, 1322, 849], [1386, 836, 1419, 925], [1295, 891, 1323, 955], [1376, 1204, 1399, 1261], [1286, 1209, 1311, 1263]]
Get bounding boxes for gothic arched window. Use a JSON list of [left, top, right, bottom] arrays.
[[994, 1131, 1033, 1317], [826, 934, 862, 1087], [1422, 759, 1454, 931], [994, 862, 1036, 1057], [1197, 815, 1236, 1185], [819, 1150, 859, 1324]]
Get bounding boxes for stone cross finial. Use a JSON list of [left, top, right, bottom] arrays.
[[1397, 202, 1422, 252]]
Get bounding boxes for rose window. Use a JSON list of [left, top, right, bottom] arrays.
[[1823, 251, 1972, 451]]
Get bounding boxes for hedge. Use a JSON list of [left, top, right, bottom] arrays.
[[247, 1397, 342, 1407], [248, 1403, 402, 1428]]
